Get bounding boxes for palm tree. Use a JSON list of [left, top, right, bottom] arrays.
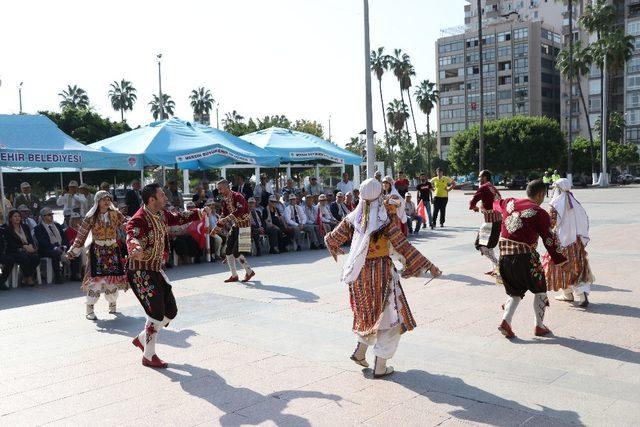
[[189, 87, 215, 124], [371, 47, 393, 168], [58, 85, 90, 110], [391, 49, 411, 135], [108, 80, 137, 122], [386, 99, 409, 175], [400, 57, 421, 147], [557, 42, 596, 175], [415, 80, 440, 175], [149, 94, 175, 120]]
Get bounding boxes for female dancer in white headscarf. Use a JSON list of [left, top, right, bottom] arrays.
[[324, 178, 441, 378], [542, 178, 594, 307], [381, 176, 408, 235], [67, 191, 129, 319]]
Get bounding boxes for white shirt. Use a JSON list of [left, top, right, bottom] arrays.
[[404, 200, 417, 216], [303, 204, 318, 225], [336, 180, 354, 195], [57, 193, 86, 213], [284, 204, 307, 227], [319, 204, 335, 223]]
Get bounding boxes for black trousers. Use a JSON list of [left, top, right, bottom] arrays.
[[128, 269, 177, 322], [431, 197, 449, 226], [172, 235, 201, 259], [39, 249, 63, 279], [1, 252, 40, 283], [499, 253, 547, 298]]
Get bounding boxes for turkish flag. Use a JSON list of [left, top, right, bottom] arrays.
[[417, 200, 427, 223], [317, 208, 326, 237], [187, 217, 207, 249]]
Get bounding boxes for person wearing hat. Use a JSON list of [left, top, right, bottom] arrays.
[[403, 193, 423, 235], [262, 194, 291, 253], [317, 193, 338, 233], [34, 207, 69, 284], [284, 193, 320, 250], [211, 180, 256, 283], [17, 204, 37, 232], [374, 170, 382, 182], [57, 180, 86, 224], [67, 190, 130, 320], [125, 179, 143, 216], [78, 183, 94, 216], [305, 176, 323, 196], [345, 192, 356, 211], [330, 192, 351, 222], [14, 182, 42, 217], [302, 195, 325, 248], [324, 178, 442, 378]]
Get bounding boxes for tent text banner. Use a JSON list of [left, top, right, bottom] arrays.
[[289, 151, 344, 164], [0, 151, 83, 164], [176, 147, 256, 165]]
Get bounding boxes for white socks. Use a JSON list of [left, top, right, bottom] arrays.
[[142, 318, 163, 360], [226, 255, 238, 276], [237, 255, 252, 275], [502, 296, 521, 324], [480, 247, 498, 269], [534, 293, 549, 327]]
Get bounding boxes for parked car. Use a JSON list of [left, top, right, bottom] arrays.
[[505, 176, 528, 190], [616, 173, 636, 185], [572, 175, 588, 188]]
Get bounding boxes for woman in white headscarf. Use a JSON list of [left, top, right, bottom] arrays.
[[381, 176, 408, 236], [324, 178, 442, 378], [542, 178, 594, 307], [67, 190, 129, 320]]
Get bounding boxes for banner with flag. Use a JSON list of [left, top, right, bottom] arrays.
[[187, 216, 208, 249], [417, 200, 428, 223]]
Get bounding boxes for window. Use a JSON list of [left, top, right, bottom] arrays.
[[483, 63, 496, 73], [628, 92, 640, 109], [627, 109, 640, 125], [541, 43, 552, 55], [439, 40, 464, 54], [498, 76, 512, 85], [499, 61, 511, 71], [498, 46, 511, 57], [498, 89, 511, 100], [440, 108, 465, 119], [441, 95, 465, 105], [515, 102, 529, 114], [628, 75, 640, 90], [541, 73, 554, 84], [498, 31, 511, 42], [438, 54, 463, 66], [498, 103, 513, 115], [589, 64, 601, 78], [541, 58, 554, 69], [589, 96, 601, 111], [629, 57, 640, 74], [626, 127, 640, 142], [466, 80, 479, 91], [514, 74, 529, 84], [483, 35, 495, 45], [441, 82, 464, 92], [466, 66, 480, 76], [515, 88, 528, 99], [514, 28, 528, 40], [466, 37, 479, 48], [589, 79, 601, 95], [440, 122, 466, 133], [629, 20, 640, 36], [541, 87, 554, 98], [439, 68, 464, 79], [514, 43, 528, 58]]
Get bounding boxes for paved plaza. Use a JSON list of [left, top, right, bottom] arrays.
[[1, 186, 639, 426]]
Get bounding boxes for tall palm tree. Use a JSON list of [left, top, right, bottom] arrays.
[[415, 80, 440, 175], [391, 49, 411, 135], [557, 42, 596, 175], [400, 57, 420, 146], [108, 80, 137, 122], [149, 94, 175, 120], [58, 85, 90, 110], [371, 47, 393, 168], [189, 87, 215, 124], [386, 99, 409, 175]]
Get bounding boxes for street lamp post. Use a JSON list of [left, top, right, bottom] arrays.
[[157, 54, 164, 120], [18, 82, 23, 114], [363, 0, 375, 179], [216, 102, 220, 129], [567, 0, 573, 182], [477, 0, 485, 174]]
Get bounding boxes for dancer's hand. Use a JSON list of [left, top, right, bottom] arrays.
[[66, 249, 76, 260], [429, 265, 442, 278]]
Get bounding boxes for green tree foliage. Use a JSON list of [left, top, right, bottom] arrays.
[[608, 141, 640, 169], [59, 85, 90, 110], [189, 87, 214, 124], [593, 111, 625, 144], [149, 94, 175, 120], [394, 132, 421, 177], [448, 116, 565, 175], [292, 119, 324, 138], [222, 113, 324, 138], [346, 136, 389, 166], [108, 80, 137, 122], [571, 137, 595, 175], [40, 109, 131, 144]]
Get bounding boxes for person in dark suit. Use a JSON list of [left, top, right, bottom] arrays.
[[0, 209, 40, 287], [233, 175, 254, 202], [13, 182, 42, 217], [33, 207, 69, 284], [330, 192, 351, 222], [124, 180, 143, 217], [261, 195, 292, 253]]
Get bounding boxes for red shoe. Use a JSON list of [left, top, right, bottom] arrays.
[[132, 336, 144, 352], [241, 270, 256, 283], [224, 275, 239, 283], [142, 355, 168, 369], [535, 326, 552, 337], [498, 320, 516, 339], [485, 270, 496, 276]]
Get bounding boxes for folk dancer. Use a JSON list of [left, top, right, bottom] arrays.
[[543, 178, 594, 307], [324, 178, 442, 378], [381, 176, 408, 236], [67, 191, 129, 320], [212, 180, 255, 283], [126, 183, 208, 368], [469, 170, 502, 276], [497, 180, 568, 339]]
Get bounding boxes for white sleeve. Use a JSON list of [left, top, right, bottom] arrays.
[[299, 206, 307, 225], [283, 206, 295, 226], [56, 195, 67, 207]]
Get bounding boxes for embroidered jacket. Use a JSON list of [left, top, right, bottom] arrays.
[[469, 182, 502, 223], [498, 198, 566, 265], [213, 191, 250, 233], [126, 206, 202, 271], [70, 209, 126, 256]]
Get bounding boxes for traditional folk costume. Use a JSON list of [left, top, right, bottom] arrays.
[[497, 198, 567, 339], [469, 181, 502, 274], [543, 179, 594, 307], [212, 190, 255, 283], [68, 191, 128, 320], [126, 204, 202, 368], [324, 178, 438, 378], [382, 177, 408, 236]]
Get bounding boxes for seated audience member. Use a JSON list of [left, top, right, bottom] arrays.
[[34, 207, 69, 284], [253, 174, 272, 208], [281, 179, 299, 204], [284, 194, 321, 250], [404, 193, 423, 235], [0, 209, 40, 287], [302, 195, 324, 249], [14, 182, 42, 217], [317, 194, 338, 233], [352, 189, 361, 207], [248, 197, 269, 256], [192, 185, 208, 208], [330, 192, 350, 221], [64, 212, 84, 281], [168, 202, 202, 264], [345, 192, 356, 211], [262, 195, 291, 253], [232, 175, 253, 201], [304, 176, 323, 196], [17, 204, 37, 233]]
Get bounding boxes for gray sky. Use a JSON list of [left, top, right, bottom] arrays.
[[0, 0, 466, 146]]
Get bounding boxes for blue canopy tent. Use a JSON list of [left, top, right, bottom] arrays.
[[0, 114, 141, 209]]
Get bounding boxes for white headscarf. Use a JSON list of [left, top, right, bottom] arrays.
[[549, 178, 589, 247], [85, 190, 116, 220], [382, 176, 407, 224], [341, 178, 389, 285]]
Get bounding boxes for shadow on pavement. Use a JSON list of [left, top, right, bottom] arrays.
[[589, 284, 632, 293], [0, 281, 84, 310], [442, 274, 496, 286], [95, 314, 196, 349], [157, 363, 341, 426], [585, 302, 640, 319], [518, 335, 640, 365], [392, 370, 583, 426], [242, 281, 319, 303]]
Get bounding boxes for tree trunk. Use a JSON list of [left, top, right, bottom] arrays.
[[379, 79, 394, 176], [406, 90, 421, 170], [426, 113, 432, 176], [399, 84, 410, 135], [577, 80, 596, 175], [120, 108, 124, 123]]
